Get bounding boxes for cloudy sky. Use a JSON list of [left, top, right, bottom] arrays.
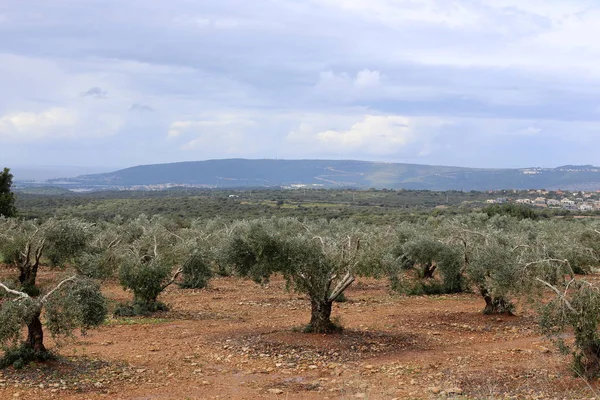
[[1, 0, 600, 170]]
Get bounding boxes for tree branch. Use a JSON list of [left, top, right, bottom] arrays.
[[165, 230, 184, 242], [536, 278, 578, 314], [42, 276, 77, 303], [22, 242, 31, 263], [328, 272, 355, 302], [0, 282, 29, 300], [524, 258, 575, 279], [34, 238, 45, 266], [160, 267, 183, 292], [107, 236, 120, 249]]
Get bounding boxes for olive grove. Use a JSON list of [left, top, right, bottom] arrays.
[[0, 211, 599, 378]]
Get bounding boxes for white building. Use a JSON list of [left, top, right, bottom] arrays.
[[547, 199, 561, 207], [516, 199, 532, 204]]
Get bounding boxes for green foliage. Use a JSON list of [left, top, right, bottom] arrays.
[[436, 246, 464, 293], [467, 239, 520, 314], [0, 344, 54, 369], [0, 276, 106, 368], [179, 252, 212, 289], [222, 218, 369, 333], [0, 298, 36, 348], [44, 218, 91, 266], [0, 218, 32, 265], [75, 250, 121, 280], [223, 220, 288, 284], [483, 203, 541, 220], [113, 300, 169, 317], [391, 238, 465, 295], [540, 280, 600, 379], [45, 278, 107, 338], [0, 168, 16, 218], [118, 257, 173, 311]]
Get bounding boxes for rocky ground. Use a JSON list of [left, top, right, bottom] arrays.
[[0, 268, 599, 399]]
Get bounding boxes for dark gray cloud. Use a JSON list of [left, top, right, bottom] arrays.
[[129, 103, 154, 112], [81, 87, 107, 99]]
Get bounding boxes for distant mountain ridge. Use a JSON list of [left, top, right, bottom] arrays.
[[49, 159, 600, 191]]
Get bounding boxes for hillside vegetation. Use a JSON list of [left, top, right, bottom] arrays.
[[47, 159, 600, 191]]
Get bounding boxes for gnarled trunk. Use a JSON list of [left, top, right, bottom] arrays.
[[26, 312, 46, 354], [574, 329, 600, 379], [423, 262, 436, 279], [309, 299, 340, 334], [579, 339, 600, 378], [480, 286, 513, 315], [19, 261, 40, 295]]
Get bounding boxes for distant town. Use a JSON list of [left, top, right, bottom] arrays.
[[485, 189, 600, 211]]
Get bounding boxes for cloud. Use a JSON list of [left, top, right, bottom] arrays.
[[81, 87, 107, 98], [354, 69, 381, 88], [167, 114, 258, 138], [0, 108, 77, 141], [129, 103, 154, 112], [316, 69, 382, 91], [3, 0, 600, 168], [287, 114, 448, 157], [0, 107, 124, 142]]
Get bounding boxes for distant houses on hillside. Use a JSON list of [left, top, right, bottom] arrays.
[[486, 190, 600, 211]]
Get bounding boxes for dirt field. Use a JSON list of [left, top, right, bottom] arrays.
[[0, 268, 598, 400]]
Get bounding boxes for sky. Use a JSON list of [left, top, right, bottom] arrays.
[[1, 0, 600, 171]]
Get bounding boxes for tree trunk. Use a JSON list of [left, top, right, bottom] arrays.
[[480, 287, 513, 315], [574, 329, 600, 379], [308, 299, 340, 334], [423, 262, 436, 279], [26, 312, 47, 354], [19, 261, 39, 295], [18, 262, 31, 285], [580, 340, 600, 378]]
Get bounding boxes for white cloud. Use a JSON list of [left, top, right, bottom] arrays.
[[310, 0, 483, 29], [0, 107, 123, 142], [167, 114, 258, 138], [354, 69, 381, 88], [0, 108, 78, 141], [287, 114, 448, 156], [314, 69, 383, 100], [317, 69, 382, 88]]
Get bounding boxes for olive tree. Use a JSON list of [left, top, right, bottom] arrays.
[[467, 239, 522, 314], [0, 276, 106, 367], [463, 217, 573, 314], [74, 221, 123, 280], [224, 218, 367, 333], [393, 237, 465, 295], [116, 216, 213, 315], [0, 218, 91, 295], [539, 279, 600, 379]]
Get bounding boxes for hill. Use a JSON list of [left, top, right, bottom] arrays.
[[48, 159, 600, 191]]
